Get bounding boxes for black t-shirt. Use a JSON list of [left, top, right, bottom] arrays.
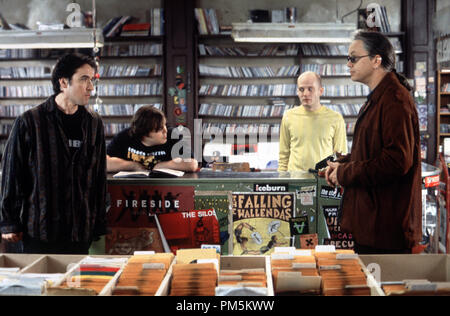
[[57, 107, 83, 156], [107, 127, 182, 170], [56, 107, 84, 240]]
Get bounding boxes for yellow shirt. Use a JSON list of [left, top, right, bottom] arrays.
[[278, 105, 347, 172]]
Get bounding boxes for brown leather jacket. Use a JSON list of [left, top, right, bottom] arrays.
[[337, 72, 422, 250]]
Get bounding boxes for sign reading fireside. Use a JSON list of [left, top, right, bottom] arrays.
[[108, 185, 195, 227]]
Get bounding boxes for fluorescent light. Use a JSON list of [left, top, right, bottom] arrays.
[[0, 28, 104, 49], [232, 22, 356, 43]]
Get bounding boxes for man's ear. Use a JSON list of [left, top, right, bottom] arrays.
[[59, 78, 69, 90], [319, 86, 324, 96], [374, 55, 382, 68]]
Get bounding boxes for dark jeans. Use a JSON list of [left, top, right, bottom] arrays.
[[22, 238, 90, 255], [354, 242, 411, 255]]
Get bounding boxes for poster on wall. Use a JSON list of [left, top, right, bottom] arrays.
[[322, 206, 354, 250], [106, 226, 164, 255], [157, 209, 221, 253], [107, 185, 195, 227], [195, 193, 233, 255], [231, 192, 294, 255]]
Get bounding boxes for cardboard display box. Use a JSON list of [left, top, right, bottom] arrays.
[[360, 254, 450, 296], [157, 254, 274, 296], [20, 255, 86, 275], [270, 247, 381, 296], [46, 255, 129, 296], [218, 255, 274, 296], [10, 253, 447, 296], [106, 253, 175, 296], [0, 254, 43, 272]]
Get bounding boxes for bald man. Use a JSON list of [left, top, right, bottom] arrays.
[[278, 71, 347, 172]]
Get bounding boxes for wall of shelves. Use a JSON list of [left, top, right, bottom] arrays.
[[195, 36, 299, 157], [192, 0, 423, 165], [99, 36, 164, 139], [437, 69, 450, 154], [0, 35, 165, 153], [195, 33, 370, 156], [0, 0, 436, 165]]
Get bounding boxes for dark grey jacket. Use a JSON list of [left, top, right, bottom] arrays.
[[0, 95, 108, 243]]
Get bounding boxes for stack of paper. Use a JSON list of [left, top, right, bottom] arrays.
[[315, 250, 370, 296], [112, 253, 174, 296], [169, 249, 219, 296], [218, 268, 266, 288], [170, 263, 217, 296], [270, 248, 320, 295]]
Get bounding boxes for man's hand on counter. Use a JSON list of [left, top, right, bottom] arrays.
[[2, 232, 23, 243], [325, 161, 341, 188], [106, 155, 147, 172]]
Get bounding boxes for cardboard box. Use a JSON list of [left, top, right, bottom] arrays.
[[157, 255, 274, 296], [103, 254, 174, 296], [217, 255, 274, 296], [270, 250, 380, 296], [157, 249, 219, 296], [154, 259, 175, 296], [20, 255, 86, 275], [360, 254, 450, 296], [0, 254, 43, 272], [39, 255, 128, 296]]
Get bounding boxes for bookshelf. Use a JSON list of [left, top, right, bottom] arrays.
[[437, 69, 450, 154], [0, 4, 166, 158], [96, 36, 164, 139], [195, 32, 371, 156], [0, 49, 77, 157], [193, 1, 409, 159], [196, 35, 300, 146], [0, 37, 164, 156]]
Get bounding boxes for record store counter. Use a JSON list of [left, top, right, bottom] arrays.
[[103, 170, 331, 255]]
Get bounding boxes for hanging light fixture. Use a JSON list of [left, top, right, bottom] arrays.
[[0, 0, 103, 49], [232, 22, 356, 43], [232, 1, 359, 44], [0, 28, 103, 49]]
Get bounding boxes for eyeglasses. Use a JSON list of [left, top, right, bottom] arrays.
[[347, 55, 372, 64]]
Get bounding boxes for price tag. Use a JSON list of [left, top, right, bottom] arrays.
[[315, 245, 336, 253], [293, 249, 312, 256], [271, 253, 294, 260], [424, 175, 439, 188], [292, 262, 316, 269], [336, 253, 358, 260], [274, 247, 296, 254], [142, 263, 165, 270], [134, 251, 156, 255]]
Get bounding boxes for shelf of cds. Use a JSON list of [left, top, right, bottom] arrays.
[[196, 34, 300, 146], [196, 32, 367, 153], [0, 34, 164, 147], [437, 69, 450, 154], [193, 4, 405, 156]]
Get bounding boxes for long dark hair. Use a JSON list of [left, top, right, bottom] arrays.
[[353, 30, 412, 91]]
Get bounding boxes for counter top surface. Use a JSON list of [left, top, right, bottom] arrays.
[[107, 169, 317, 182]]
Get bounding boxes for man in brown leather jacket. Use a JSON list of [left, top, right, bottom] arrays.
[[325, 31, 421, 254]]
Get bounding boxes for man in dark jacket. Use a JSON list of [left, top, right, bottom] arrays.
[[325, 31, 421, 254], [0, 53, 108, 254]]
